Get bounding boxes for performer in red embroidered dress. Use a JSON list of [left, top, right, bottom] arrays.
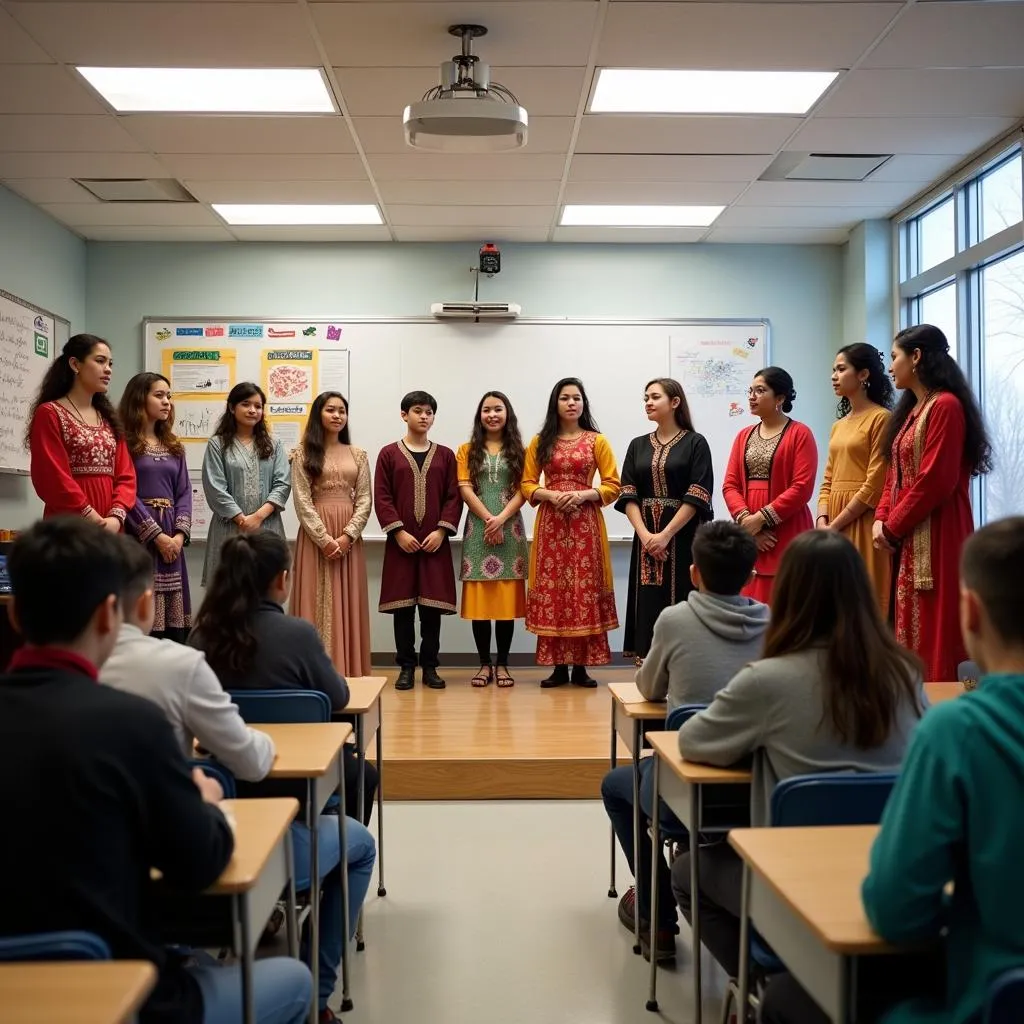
[[723, 366, 816, 604], [873, 324, 991, 682], [523, 377, 621, 687], [27, 333, 135, 531]]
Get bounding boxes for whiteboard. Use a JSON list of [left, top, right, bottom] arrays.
[[144, 318, 769, 541], [0, 289, 68, 475]]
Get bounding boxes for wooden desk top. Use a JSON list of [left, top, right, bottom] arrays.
[[608, 682, 669, 719], [208, 797, 299, 894], [924, 681, 965, 705], [647, 731, 753, 784], [342, 676, 388, 713], [729, 825, 898, 955], [0, 961, 156, 1024], [261, 722, 352, 779]]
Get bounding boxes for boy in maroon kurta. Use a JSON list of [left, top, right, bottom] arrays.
[[375, 391, 462, 690]]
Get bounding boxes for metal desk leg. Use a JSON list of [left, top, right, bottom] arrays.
[[356, 721, 365, 951], [376, 710, 386, 898], [609, 698, 618, 898], [308, 779, 320, 1024], [285, 829, 299, 960], [737, 863, 751, 1024], [631, 718, 643, 954], [646, 755, 661, 1012], [237, 893, 254, 1024], [691, 783, 703, 1024], [339, 750, 353, 1013]]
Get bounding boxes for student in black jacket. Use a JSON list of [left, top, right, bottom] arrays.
[[0, 517, 311, 1024]]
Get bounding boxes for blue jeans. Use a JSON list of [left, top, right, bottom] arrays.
[[191, 957, 311, 1024], [601, 759, 688, 932], [291, 816, 376, 1010]]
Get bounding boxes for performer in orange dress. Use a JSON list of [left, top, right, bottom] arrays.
[[27, 333, 135, 531], [722, 366, 816, 605], [523, 377, 621, 687], [873, 324, 991, 682]]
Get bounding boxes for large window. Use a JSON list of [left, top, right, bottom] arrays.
[[916, 197, 956, 274], [917, 282, 959, 359]]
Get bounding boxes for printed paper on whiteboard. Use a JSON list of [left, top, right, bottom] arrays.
[[190, 482, 212, 540], [319, 348, 350, 399]]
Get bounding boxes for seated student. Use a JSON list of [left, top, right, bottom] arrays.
[[601, 520, 768, 962], [0, 517, 311, 1024], [763, 515, 1024, 1024], [190, 531, 378, 827], [672, 530, 925, 983]]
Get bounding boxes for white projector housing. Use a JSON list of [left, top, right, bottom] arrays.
[[430, 302, 521, 320], [404, 98, 528, 152]]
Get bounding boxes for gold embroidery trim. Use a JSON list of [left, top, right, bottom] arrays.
[[910, 395, 938, 592], [399, 441, 436, 526]]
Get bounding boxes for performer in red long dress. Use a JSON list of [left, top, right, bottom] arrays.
[[873, 324, 991, 682], [723, 366, 817, 604], [27, 334, 135, 531]]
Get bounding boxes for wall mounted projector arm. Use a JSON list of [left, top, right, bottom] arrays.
[[403, 25, 529, 152]]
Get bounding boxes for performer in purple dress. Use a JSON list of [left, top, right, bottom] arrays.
[[119, 372, 193, 642]]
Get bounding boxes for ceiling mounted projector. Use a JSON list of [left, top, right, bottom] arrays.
[[404, 25, 528, 152]]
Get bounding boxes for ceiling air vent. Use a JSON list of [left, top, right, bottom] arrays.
[[759, 153, 892, 183], [73, 178, 198, 202]]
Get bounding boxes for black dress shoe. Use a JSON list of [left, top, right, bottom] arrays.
[[395, 666, 415, 690], [571, 665, 598, 688], [422, 666, 446, 689], [540, 664, 570, 688]]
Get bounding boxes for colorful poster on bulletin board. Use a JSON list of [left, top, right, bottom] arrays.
[[162, 347, 236, 398]]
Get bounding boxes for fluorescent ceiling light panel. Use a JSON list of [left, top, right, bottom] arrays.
[[561, 205, 724, 227], [213, 204, 382, 225], [590, 69, 839, 115], [76, 67, 335, 113]]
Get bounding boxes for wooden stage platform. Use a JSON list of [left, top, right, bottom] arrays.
[[376, 666, 640, 801]]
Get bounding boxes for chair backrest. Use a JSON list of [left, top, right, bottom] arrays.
[[229, 688, 331, 724], [986, 968, 1024, 1023], [665, 703, 708, 732], [189, 758, 237, 799], [0, 931, 110, 962], [958, 660, 981, 684], [770, 772, 899, 827]]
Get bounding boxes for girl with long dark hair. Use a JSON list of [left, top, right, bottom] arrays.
[[27, 333, 135, 530], [201, 382, 290, 585], [873, 324, 992, 681], [118, 372, 193, 642], [671, 530, 924, 983], [457, 391, 528, 687], [816, 343, 894, 613], [617, 378, 713, 663], [522, 377, 621, 687], [290, 391, 372, 676]]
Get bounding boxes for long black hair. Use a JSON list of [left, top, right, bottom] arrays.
[[467, 390, 525, 492], [213, 382, 274, 460], [191, 532, 291, 678], [26, 333, 122, 446], [301, 391, 350, 482], [882, 325, 992, 475], [835, 343, 895, 418], [536, 377, 600, 468]]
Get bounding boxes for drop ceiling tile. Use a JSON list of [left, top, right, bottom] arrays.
[[0, 9, 53, 63], [228, 225, 393, 241], [41, 202, 223, 227], [553, 226, 709, 243], [351, 115, 572, 154], [790, 116, 1018, 155], [120, 116, 354, 155], [866, 154, 966, 183], [310, 2, 599, 67], [388, 205, 554, 227], [0, 115, 145, 152], [715, 204, 890, 228], [184, 180, 378, 204], [706, 226, 851, 244], [568, 154, 774, 182], [159, 154, 369, 181], [576, 116, 802, 155], [738, 179, 918, 208], [563, 180, 746, 204], [4, 2, 321, 65], [82, 225, 238, 242], [367, 152, 566, 181], [0, 152, 171, 178], [2, 178, 100, 204], [864, 2, 1024, 68], [333, 67, 586, 117], [379, 179, 561, 205], [598, 2, 904, 68], [393, 225, 549, 242], [0, 66, 107, 115]]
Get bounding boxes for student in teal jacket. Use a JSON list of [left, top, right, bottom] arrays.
[[762, 514, 1024, 1024]]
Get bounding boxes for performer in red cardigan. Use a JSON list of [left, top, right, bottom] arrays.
[[873, 324, 991, 683], [723, 366, 817, 604]]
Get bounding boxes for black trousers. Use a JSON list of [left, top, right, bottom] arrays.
[[393, 605, 442, 669]]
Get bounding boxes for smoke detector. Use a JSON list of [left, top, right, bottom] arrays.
[[403, 25, 528, 152]]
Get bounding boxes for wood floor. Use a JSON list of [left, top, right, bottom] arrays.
[[375, 665, 640, 800]]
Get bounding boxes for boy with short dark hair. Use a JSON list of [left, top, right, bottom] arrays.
[[0, 517, 311, 1024], [375, 390, 462, 690]]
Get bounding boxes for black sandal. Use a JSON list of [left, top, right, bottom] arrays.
[[495, 665, 515, 688], [471, 664, 494, 687]]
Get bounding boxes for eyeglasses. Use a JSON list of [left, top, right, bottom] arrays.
[[747, 386, 770, 398]]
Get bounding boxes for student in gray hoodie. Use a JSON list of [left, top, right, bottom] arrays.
[[602, 521, 769, 962]]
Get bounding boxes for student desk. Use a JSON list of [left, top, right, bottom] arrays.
[[606, 683, 666, 919], [924, 681, 965, 705], [730, 824, 901, 1024], [262, 722, 353, 1019], [0, 961, 156, 1024], [645, 731, 753, 1024]]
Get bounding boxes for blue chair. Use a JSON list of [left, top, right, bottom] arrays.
[[660, 705, 708, 843], [0, 931, 110, 962], [228, 689, 331, 724], [958, 660, 981, 685], [189, 758, 237, 799], [985, 968, 1024, 1022]]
